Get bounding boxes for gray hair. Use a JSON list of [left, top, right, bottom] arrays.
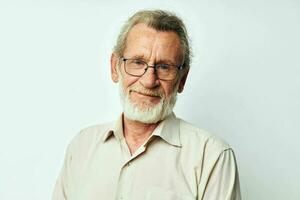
[[113, 10, 192, 71]]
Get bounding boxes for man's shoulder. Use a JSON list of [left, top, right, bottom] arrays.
[[67, 122, 113, 152], [178, 118, 231, 154]]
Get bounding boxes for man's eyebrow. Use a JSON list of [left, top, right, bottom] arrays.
[[156, 59, 177, 65], [128, 55, 178, 65], [130, 55, 147, 60]]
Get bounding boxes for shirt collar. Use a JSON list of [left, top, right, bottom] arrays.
[[102, 114, 124, 142], [151, 113, 181, 147], [102, 112, 181, 147]]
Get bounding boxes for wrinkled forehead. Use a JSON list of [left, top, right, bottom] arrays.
[[124, 23, 183, 64]]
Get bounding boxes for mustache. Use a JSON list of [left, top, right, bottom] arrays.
[[129, 85, 163, 97]]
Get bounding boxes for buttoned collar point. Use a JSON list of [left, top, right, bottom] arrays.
[[101, 112, 182, 147]]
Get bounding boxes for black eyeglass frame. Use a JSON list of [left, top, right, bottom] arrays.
[[120, 57, 184, 81]]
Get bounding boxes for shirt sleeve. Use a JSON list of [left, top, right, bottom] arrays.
[[52, 144, 73, 200], [198, 149, 242, 200]]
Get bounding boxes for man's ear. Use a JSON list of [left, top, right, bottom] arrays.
[[177, 68, 189, 93], [110, 53, 119, 83]]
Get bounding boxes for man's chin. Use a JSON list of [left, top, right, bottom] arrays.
[[129, 95, 162, 108], [123, 101, 164, 124], [133, 103, 158, 111]]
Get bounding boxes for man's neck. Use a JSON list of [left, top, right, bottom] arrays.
[[122, 115, 160, 155]]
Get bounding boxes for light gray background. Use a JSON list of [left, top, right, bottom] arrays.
[[0, 0, 299, 199]]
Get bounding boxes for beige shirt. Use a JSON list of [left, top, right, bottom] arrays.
[[52, 113, 241, 200]]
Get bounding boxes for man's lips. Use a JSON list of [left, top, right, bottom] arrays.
[[131, 90, 161, 98]]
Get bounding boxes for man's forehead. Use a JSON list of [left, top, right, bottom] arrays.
[[124, 23, 183, 62]]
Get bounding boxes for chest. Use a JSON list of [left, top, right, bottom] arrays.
[[69, 139, 199, 200]]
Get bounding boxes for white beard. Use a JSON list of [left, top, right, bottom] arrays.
[[118, 80, 178, 124]]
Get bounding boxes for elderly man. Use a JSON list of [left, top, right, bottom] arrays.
[[53, 10, 241, 200]]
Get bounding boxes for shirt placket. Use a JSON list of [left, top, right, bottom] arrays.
[[115, 138, 147, 200]]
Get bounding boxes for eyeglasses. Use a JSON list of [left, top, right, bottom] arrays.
[[120, 57, 183, 81]]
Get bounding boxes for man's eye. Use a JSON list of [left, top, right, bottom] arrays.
[[132, 60, 145, 65], [157, 64, 170, 70]]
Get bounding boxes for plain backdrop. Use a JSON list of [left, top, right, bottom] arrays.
[[0, 0, 299, 199]]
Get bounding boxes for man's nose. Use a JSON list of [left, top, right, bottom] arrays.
[[139, 66, 160, 88]]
